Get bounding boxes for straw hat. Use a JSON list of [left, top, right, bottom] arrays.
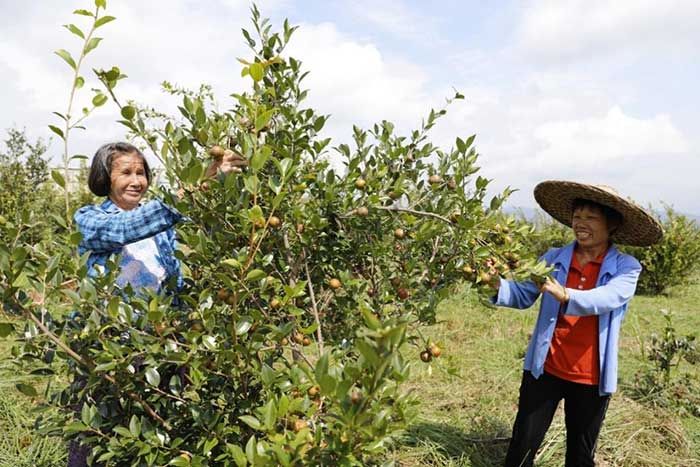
[[533, 180, 663, 246]]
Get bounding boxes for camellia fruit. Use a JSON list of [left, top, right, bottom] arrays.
[[350, 390, 362, 404], [329, 278, 341, 290], [428, 343, 442, 358], [307, 386, 319, 398], [354, 178, 366, 189], [302, 336, 312, 346], [394, 228, 405, 240], [270, 298, 282, 309], [208, 145, 225, 159], [268, 216, 281, 228], [420, 350, 432, 363], [428, 174, 442, 185], [398, 288, 410, 300], [293, 419, 307, 432], [356, 206, 369, 217]]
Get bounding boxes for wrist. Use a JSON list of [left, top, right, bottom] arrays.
[[561, 287, 569, 303]]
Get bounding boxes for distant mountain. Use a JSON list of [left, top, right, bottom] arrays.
[[502, 205, 700, 225]]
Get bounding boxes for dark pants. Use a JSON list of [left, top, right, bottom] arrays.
[[504, 371, 610, 467]]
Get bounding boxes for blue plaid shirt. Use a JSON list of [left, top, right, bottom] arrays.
[[74, 198, 185, 293]]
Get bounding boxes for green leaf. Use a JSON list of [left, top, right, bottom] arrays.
[[249, 63, 264, 82], [245, 269, 266, 282], [73, 9, 94, 17], [95, 15, 116, 28], [48, 125, 65, 139], [54, 49, 77, 70], [220, 258, 241, 268], [229, 444, 247, 467], [74, 76, 85, 89], [95, 0, 107, 8], [92, 93, 108, 107], [121, 105, 136, 120], [63, 24, 85, 39], [239, 415, 262, 430], [16, 383, 38, 398], [168, 456, 191, 467], [112, 426, 133, 438], [254, 109, 275, 132], [51, 170, 66, 189], [145, 367, 161, 387], [129, 415, 141, 437], [12, 272, 30, 288], [235, 317, 253, 336], [0, 322, 15, 338]]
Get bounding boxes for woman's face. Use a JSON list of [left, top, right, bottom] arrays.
[[109, 152, 148, 210], [571, 205, 611, 250]]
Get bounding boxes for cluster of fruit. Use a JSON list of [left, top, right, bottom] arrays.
[[419, 342, 442, 363]]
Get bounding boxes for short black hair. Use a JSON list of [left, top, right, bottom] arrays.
[[572, 198, 623, 227], [87, 142, 151, 196]]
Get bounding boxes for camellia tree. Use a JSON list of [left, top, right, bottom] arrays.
[[0, 2, 551, 465]]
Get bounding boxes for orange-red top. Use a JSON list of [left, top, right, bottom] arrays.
[[544, 247, 607, 385]]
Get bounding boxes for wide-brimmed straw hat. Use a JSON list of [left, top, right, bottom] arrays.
[[533, 180, 663, 246]]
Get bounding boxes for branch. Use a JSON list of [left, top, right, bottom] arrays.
[[374, 205, 454, 225], [303, 254, 324, 353]]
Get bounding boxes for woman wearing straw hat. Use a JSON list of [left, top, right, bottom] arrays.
[[491, 181, 662, 467]]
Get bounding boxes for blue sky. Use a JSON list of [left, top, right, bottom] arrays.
[[1, 0, 698, 214]]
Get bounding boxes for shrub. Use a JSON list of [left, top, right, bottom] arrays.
[[0, 3, 557, 465], [629, 310, 700, 417], [621, 207, 700, 295]]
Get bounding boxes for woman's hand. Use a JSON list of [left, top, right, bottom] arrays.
[[206, 149, 248, 177], [540, 276, 569, 303]]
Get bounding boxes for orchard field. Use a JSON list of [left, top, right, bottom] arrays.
[[2, 1, 700, 466], [2, 282, 700, 466]]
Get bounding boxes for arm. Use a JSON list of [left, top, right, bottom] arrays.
[[492, 277, 541, 309], [564, 257, 641, 317], [75, 200, 184, 254]]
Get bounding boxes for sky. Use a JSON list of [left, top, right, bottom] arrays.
[[1, 0, 698, 214]]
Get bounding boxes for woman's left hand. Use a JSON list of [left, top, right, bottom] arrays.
[[540, 276, 569, 303], [206, 149, 248, 177]]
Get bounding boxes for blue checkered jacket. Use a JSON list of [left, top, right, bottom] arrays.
[[74, 198, 185, 293]]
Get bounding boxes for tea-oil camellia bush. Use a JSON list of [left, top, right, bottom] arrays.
[[0, 2, 549, 465]]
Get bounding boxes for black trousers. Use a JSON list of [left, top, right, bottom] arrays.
[[504, 371, 610, 467]]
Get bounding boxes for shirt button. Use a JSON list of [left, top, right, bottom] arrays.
[[581, 277, 586, 282], [578, 285, 584, 289]]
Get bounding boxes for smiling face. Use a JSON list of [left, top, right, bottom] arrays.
[[109, 152, 149, 210], [571, 204, 613, 250]]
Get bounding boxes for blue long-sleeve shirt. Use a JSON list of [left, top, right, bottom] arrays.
[[74, 198, 185, 293], [492, 241, 641, 395]]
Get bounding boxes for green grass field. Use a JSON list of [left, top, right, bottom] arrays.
[[1, 283, 699, 466]]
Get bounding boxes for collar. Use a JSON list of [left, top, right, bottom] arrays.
[[101, 198, 143, 213], [551, 241, 619, 278], [100, 198, 120, 213]]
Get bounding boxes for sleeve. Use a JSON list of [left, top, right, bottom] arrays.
[[75, 200, 184, 254], [490, 247, 561, 309], [563, 255, 641, 317], [491, 277, 542, 309]]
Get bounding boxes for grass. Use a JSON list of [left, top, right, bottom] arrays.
[[386, 283, 700, 466], [1, 283, 699, 466]]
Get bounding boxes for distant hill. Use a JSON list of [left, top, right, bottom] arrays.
[[502, 205, 700, 225]]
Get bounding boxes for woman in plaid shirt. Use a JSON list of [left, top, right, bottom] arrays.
[[67, 142, 245, 466]]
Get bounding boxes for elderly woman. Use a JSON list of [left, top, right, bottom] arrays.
[[491, 181, 662, 467], [74, 141, 244, 294], [67, 141, 245, 467]]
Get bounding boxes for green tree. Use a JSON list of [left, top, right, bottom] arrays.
[[0, 3, 550, 465]]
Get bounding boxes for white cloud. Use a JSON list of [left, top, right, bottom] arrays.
[[517, 0, 700, 62], [534, 106, 688, 164], [286, 21, 434, 138]]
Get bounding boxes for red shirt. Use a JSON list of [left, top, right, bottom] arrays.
[[544, 248, 607, 385]]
